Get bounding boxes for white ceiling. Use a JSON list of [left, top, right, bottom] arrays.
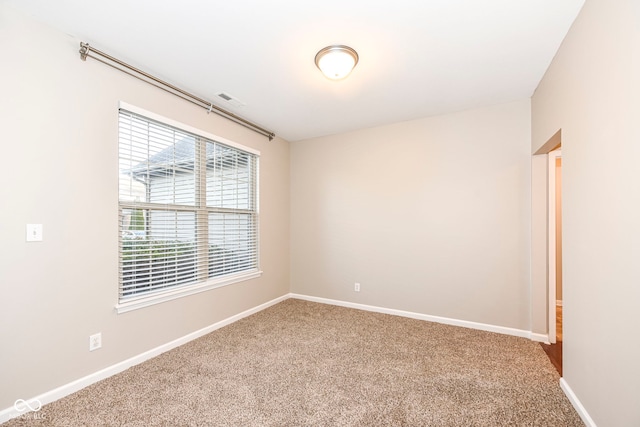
[[6, 0, 585, 141]]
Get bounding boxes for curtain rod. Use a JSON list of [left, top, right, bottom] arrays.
[[79, 42, 275, 141]]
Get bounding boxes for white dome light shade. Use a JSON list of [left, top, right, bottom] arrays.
[[315, 45, 359, 80]]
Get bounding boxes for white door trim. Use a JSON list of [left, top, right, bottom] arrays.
[[548, 149, 562, 343]]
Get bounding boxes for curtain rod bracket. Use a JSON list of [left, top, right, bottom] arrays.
[[79, 42, 90, 61], [207, 104, 213, 114]]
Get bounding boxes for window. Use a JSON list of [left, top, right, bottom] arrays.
[[117, 104, 260, 311]]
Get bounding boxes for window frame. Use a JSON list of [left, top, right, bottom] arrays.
[[115, 102, 261, 314]]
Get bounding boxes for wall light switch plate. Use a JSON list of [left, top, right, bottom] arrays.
[[26, 224, 43, 242]]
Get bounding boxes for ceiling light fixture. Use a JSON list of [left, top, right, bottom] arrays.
[[314, 45, 359, 80]]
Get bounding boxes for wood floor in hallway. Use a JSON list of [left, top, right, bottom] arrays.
[[540, 304, 562, 376]]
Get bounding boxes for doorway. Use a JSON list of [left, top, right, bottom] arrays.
[[541, 148, 563, 375]]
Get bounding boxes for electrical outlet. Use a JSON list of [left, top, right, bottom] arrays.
[[354, 282, 361, 292], [89, 333, 102, 351]]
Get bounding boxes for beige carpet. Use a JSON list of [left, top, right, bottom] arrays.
[[5, 299, 584, 426]]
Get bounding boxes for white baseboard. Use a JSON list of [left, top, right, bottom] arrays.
[[530, 333, 550, 344], [289, 293, 532, 339], [0, 294, 289, 424], [560, 378, 597, 427]]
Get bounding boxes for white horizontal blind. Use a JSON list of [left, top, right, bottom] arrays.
[[118, 110, 258, 301]]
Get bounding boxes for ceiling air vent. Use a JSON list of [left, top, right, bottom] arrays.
[[216, 92, 245, 108]]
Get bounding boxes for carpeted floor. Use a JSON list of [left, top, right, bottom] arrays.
[[5, 299, 584, 426]]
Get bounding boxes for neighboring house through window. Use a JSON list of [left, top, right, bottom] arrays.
[[117, 103, 260, 312]]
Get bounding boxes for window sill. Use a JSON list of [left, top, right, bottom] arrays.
[[115, 270, 263, 314]]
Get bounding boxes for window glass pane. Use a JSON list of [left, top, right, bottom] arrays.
[[208, 213, 257, 278], [206, 144, 253, 209], [120, 210, 197, 299], [119, 116, 196, 206]]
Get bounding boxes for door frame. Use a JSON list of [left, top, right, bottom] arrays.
[[547, 149, 562, 344], [531, 129, 561, 344]]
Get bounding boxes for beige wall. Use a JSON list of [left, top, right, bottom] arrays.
[[532, 0, 640, 425], [291, 100, 532, 330], [0, 4, 289, 410]]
